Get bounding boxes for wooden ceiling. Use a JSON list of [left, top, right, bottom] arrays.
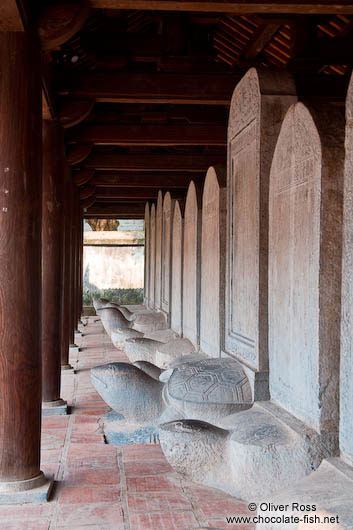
[[33, 1, 353, 217]]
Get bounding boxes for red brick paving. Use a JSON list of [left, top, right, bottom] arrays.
[[0, 318, 254, 530]]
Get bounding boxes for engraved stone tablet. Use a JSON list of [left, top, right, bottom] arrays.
[[269, 102, 344, 434], [144, 202, 150, 306], [149, 203, 156, 309], [182, 181, 201, 348], [225, 68, 297, 386], [171, 201, 183, 336], [340, 72, 353, 459], [200, 167, 226, 357], [161, 192, 175, 319], [155, 191, 163, 309]]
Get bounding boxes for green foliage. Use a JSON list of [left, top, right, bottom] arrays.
[[83, 288, 144, 306]]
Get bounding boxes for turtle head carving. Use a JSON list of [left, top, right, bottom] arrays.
[[159, 419, 230, 479], [91, 362, 164, 422]]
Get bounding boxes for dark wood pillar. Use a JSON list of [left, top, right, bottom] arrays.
[[76, 200, 83, 327], [0, 31, 51, 498], [79, 211, 84, 318], [61, 167, 74, 370], [69, 186, 79, 351], [42, 120, 67, 413]]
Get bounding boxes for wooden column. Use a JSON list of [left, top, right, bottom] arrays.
[[76, 205, 83, 325], [61, 168, 74, 370], [42, 120, 67, 413], [69, 186, 79, 350], [0, 31, 51, 497]]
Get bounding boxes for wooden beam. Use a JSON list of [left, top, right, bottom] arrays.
[[88, 1, 353, 14], [81, 195, 96, 210], [73, 168, 95, 186], [243, 23, 281, 59], [92, 171, 203, 188], [57, 72, 241, 105], [0, 0, 26, 31], [80, 184, 96, 200], [59, 99, 94, 128], [67, 143, 93, 165], [84, 202, 146, 218], [84, 152, 226, 171], [68, 124, 226, 146], [94, 187, 186, 199], [38, 2, 91, 51]]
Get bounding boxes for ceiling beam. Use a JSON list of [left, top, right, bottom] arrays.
[[58, 71, 348, 106], [92, 171, 204, 188], [68, 124, 226, 146], [0, 0, 27, 31], [84, 203, 147, 218], [243, 22, 281, 59], [88, 1, 353, 14], [94, 186, 186, 199], [38, 2, 91, 51], [83, 152, 226, 171], [67, 144, 93, 165], [57, 72, 241, 105], [59, 99, 94, 128], [73, 169, 95, 186]]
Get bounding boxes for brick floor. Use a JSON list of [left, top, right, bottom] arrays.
[[0, 318, 254, 530]]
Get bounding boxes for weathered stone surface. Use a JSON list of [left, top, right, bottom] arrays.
[[340, 72, 353, 464], [224, 68, 296, 398], [256, 458, 353, 529], [125, 336, 167, 365], [154, 191, 163, 309], [182, 181, 201, 348], [149, 203, 156, 308], [97, 307, 133, 336], [269, 102, 344, 435], [159, 100, 345, 503], [120, 183, 200, 367], [155, 338, 196, 369], [111, 328, 143, 349], [132, 311, 167, 333], [92, 297, 110, 311], [144, 329, 178, 342], [133, 361, 162, 380], [114, 305, 136, 321], [123, 329, 179, 364], [200, 166, 226, 357], [91, 358, 251, 427], [171, 201, 183, 337], [161, 192, 175, 321], [160, 401, 336, 502], [91, 363, 164, 422], [144, 202, 150, 306]]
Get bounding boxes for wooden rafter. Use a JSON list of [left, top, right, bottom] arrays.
[[88, 1, 353, 14], [68, 124, 226, 146], [57, 72, 241, 105], [83, 152, 226, 171], [91, 171, 204, 188]]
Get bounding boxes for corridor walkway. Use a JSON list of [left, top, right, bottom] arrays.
[[0, 318, 253, 530]]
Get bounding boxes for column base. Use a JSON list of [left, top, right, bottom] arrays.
[[61, 363, 75, 373], [0, 472, 53, 504], [42, 399, 68, 416], [69, 344, 80, 354]]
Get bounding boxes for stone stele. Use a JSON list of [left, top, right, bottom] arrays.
[[159, 101, 344, 502], [224, 68, 297, 400], [199, 166, 226, 357]]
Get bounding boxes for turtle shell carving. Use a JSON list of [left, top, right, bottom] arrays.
[[167, 359, 252, 404]]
